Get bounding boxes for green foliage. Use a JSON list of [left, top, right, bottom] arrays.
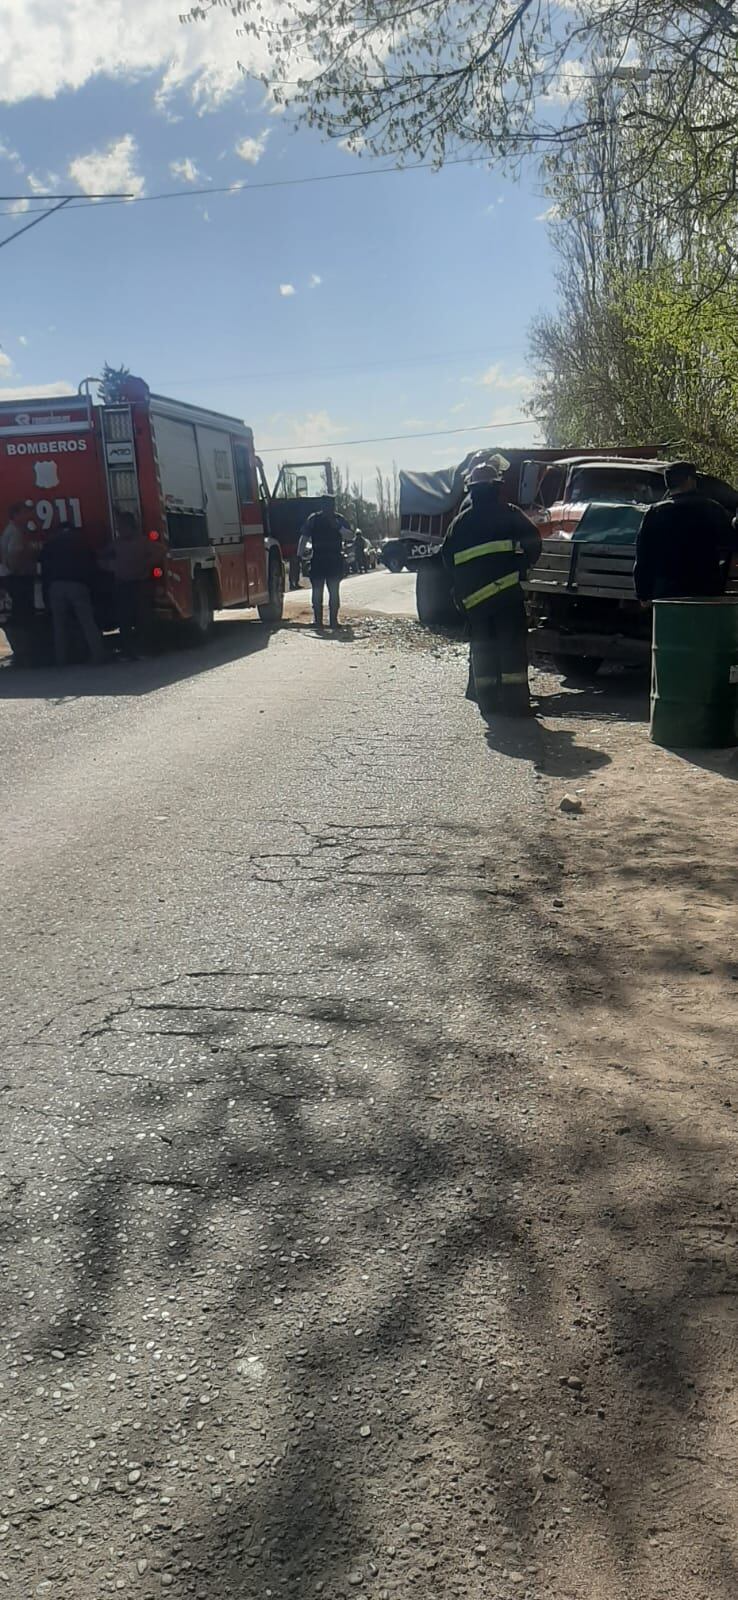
[[529, 72, 738, 478], [98, 363, 131, 404], [529, 270, 738, 478]]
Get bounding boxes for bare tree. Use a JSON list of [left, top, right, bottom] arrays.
[[374, 467, 388, 537], [186, 2, 738, 214]]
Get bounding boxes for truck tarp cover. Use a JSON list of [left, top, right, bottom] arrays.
[[399, 454, 481, 517]]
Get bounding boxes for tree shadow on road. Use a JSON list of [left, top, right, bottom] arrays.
[[3, 810, 737, 1597]]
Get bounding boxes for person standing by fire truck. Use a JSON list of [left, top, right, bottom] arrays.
[[40, 522, 105, 667], [442, 458, 541, 717], [298, 495, 345, 629], [0, 502, 36, 625]]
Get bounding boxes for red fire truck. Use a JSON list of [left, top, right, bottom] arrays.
[[0, 375, 286, 658]]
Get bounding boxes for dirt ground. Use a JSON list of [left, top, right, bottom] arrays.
[[498, 669, 738, 1598]]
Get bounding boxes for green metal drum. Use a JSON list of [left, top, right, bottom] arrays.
[[650, 598, 738, 748]]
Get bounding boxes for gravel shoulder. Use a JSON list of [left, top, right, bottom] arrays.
[[512, 670, 738, 1599]]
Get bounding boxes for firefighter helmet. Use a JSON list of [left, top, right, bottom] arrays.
[[464, 450, 510, 488]]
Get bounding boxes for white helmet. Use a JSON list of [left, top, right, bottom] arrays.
[[464, 450, 510, 489]]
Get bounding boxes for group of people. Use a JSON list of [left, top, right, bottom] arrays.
[[440, 455, 738, 721], [3, 459, 735, 684], [0, 505, 153, 667]]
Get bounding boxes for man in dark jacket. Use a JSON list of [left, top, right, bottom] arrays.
[[40, 523, 105, 666], [299, 495, 345, 629], [442, 462, 542, 716], [634, 461, 734, 601]]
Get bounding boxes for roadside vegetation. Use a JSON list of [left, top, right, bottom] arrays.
[[528, 94, 738, 474]]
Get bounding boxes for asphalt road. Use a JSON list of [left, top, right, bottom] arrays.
[[284, 567, 419, 619], [0, 611, 552, 1599]]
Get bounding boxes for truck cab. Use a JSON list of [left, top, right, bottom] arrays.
[[524, 465, 738, 677], [524, 456, 669, 538]]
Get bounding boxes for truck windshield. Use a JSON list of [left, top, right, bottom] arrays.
[[273, 462, 332, 499], [568, 467, 664, 505]]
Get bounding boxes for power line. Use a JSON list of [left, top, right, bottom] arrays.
[[258, 418, 536, 452], [0, 192, 133, 200], [0, 154, 493, 220], [0, 190, 133, 251], [0, 196, 71, 253]]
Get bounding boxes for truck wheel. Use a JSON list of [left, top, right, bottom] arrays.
[[185, 574, 215, 643], [552, 653, 603, 681], [258, 553, 285, 626]]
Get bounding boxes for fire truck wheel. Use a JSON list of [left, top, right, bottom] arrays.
[[186, 573, 215, 643], [258, 553, 285, 626]]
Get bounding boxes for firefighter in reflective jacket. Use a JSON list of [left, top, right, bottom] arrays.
[[442, 459, 542, 716]]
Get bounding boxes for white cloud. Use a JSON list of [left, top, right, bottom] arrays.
[[535, 204, 562, 223], [0, 139, 24, 171], [0, 352, 13, 374], [69, 134, 144, 200], [260, 410, 349, 449], [476, 364, 532, 393], [0, 381, 76, 400], [235, 131, 270, 165], [18, 335, 28, 346], [541, 60, 589, 107], [338, 134, 366, 155], [27, 170, 61, 195], [279, 283, 296, 297], [7, 198, 30, 215], [308, 273, 322, 289], [170, 157, 201, 185], [0, 2, 281, 110]]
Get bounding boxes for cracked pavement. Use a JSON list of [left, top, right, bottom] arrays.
[[0, 615, 550, 1599], [2, 608, 734, 1600]]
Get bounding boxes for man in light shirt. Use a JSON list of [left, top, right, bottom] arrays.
[[0, 502, 36, 624]]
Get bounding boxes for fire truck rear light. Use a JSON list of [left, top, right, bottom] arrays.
[[152, 565, 164, 580], [148, 529, 160, 542]]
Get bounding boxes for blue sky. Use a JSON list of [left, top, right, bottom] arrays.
[[0, 2, 556, 490]]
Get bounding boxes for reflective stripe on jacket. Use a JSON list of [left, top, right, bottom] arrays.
[[441, 484, 541, 613], [462, 568, 520, 611]]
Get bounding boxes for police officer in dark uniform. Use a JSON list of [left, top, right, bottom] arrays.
[[634, 460, 735, 600], [442, 457, 541, 717], [299, 495, 345, 629]]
